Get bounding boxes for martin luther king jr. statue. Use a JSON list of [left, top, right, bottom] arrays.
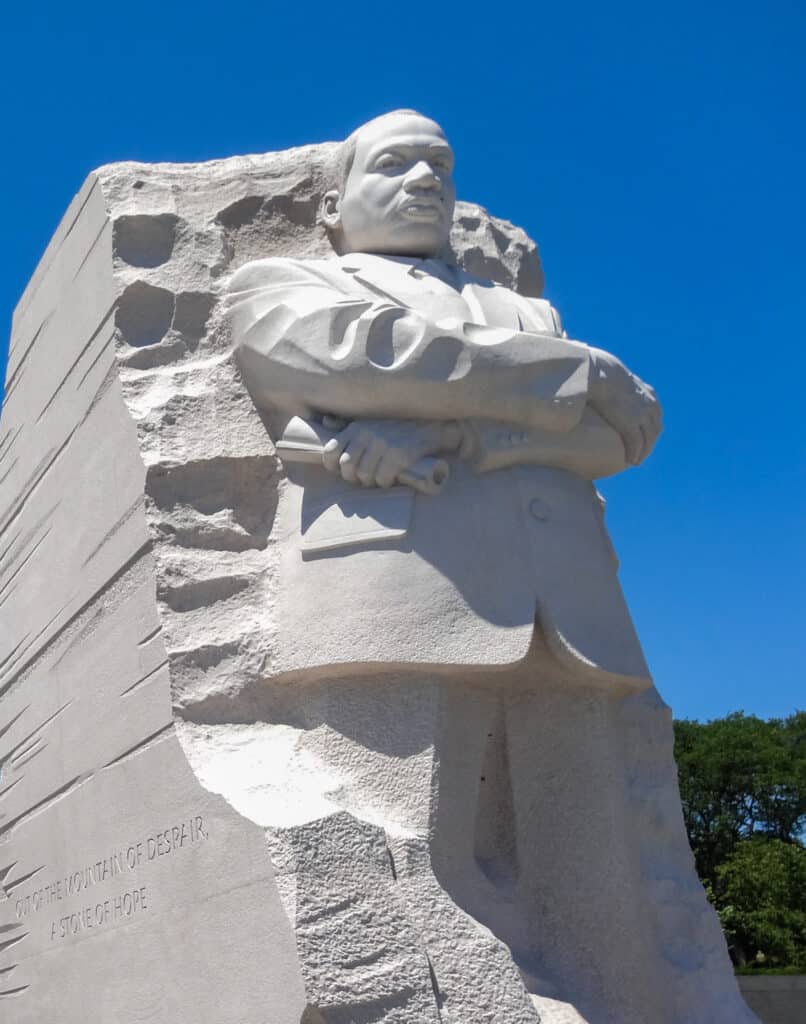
[[225, 111, 757, 1024]]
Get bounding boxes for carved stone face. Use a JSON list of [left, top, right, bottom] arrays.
[[325, 112, 456, 258]]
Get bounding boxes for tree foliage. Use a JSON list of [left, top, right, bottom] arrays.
[[717, 838, 806, 969], [674, 711, 806, 970]]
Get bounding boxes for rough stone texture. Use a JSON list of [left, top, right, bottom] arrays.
[[0, 172, 305, 1024], [0, 139, 757, 1023]]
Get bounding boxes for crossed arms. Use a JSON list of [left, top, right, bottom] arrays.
[[227, 257, 661, 484]]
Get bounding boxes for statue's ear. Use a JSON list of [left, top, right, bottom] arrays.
[[320, 189, 342, 231]]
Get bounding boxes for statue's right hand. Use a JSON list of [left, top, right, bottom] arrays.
[[588, 348, 662, 465], [322, 419, 462, 488]]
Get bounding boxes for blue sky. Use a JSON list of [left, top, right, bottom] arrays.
[[2, 1, 804, 721]]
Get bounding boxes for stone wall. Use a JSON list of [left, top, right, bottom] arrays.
[[738, 976, 806, 1024]]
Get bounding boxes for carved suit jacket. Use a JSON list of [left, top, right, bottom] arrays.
[[227, 253, 651, 690]]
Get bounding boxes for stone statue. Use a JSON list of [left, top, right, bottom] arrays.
[[226, 109, 658, 684], [0, 109, 758, 1024], [217, 111, 753, 1023]]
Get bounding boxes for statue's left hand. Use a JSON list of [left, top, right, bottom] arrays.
[[588, 349, 663, 465], [322, 419, 463, 488]]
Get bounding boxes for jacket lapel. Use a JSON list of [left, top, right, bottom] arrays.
[[336, 254, 476, 323]]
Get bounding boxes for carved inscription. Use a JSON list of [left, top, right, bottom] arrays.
[[50, 887, 148, 940], [12, 815, 207, 941]]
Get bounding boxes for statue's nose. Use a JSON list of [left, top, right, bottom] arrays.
[[404, 160, 441, 191]]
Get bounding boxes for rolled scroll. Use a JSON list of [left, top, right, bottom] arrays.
[[275, 416, 450, 496]]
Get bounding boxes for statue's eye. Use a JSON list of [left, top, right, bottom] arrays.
[[375, 152, 404, 170]]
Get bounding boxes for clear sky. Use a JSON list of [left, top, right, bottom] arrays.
[[2, 1, 803, 721]]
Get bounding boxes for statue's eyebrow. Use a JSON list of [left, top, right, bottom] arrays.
[[368, 142, 454, 165]]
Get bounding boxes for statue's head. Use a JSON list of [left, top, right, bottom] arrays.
[[322, 110, 456, 258]]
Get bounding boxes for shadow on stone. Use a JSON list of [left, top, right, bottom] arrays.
[[113, 213, 180, 267], [116, 281, 175, 347]]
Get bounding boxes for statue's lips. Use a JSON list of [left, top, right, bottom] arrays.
[[399, 199, 444, 221]]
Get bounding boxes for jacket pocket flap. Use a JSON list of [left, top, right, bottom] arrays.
[[301, 487, 413, 556]]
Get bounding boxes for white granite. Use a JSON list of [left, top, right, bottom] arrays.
[[0, 178, 304, 1023], [0, 112, 759, 1023]]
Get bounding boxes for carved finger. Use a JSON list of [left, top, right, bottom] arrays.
[[375, 452, 404, 489], [641, 419, 659, 458], [324, 421, 359, 472], [322, 437, 345, 473], [356, 441, 386, 487], [339, 439, 365, 483], [623, 426, 642, 466]]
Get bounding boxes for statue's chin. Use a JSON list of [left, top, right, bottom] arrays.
[[347, 241, 447, 260], [341, 225, 449, 261]]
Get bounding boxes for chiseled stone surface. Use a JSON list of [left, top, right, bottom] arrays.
[[0, 126, 758, 1023], [0, 173, 304, 1024]]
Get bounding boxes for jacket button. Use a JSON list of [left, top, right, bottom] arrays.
[[529, 497, 549, 521]]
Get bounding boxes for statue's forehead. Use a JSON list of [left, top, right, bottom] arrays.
[[354, 117, 451, 159]]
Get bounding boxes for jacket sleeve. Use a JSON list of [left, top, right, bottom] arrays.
[[226, 258, 593, 432], [471, 409, 628, 480]]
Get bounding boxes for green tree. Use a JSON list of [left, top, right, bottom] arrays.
[[674, 711, 806, 885], [674, 710, 806, 971], [716, 837, 806, 969]]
